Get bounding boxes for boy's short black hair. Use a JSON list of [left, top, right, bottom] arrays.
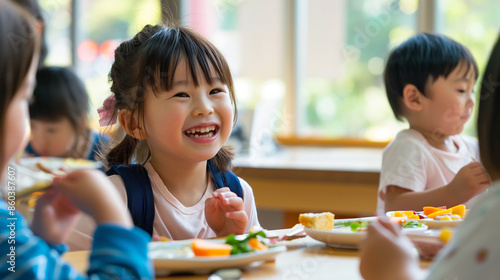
[[384, 33, 478, 121], [29, 67, 89, 130]]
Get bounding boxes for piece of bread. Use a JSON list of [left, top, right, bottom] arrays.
[[299, 212, 335, 230]]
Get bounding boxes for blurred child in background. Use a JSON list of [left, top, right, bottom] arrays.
[[25, 66, 107, 161], [378, 33, 490, 213]]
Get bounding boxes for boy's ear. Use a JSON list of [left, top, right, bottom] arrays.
[[118, 109, 147, 140], [402, 84, 424, 111]]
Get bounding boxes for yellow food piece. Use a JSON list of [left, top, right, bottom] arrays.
[[299, 212, 335, 230], [428, 209, 452, 219], [439, 216, 452, 221], [407, 214, 420, 219], [191, 239, 232, 257], [439, 228, 454, 243], [402, 211, 414, 217], [394, 212, 405, 218], [449, 204, 466, 218]]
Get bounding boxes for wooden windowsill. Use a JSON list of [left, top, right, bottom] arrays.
[[232, 146, 383, 220]]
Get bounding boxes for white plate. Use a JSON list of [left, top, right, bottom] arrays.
[[304, 217, 428, 249], [386, 211, 461, 229], [148, 240, 286, 275], [19, 157, 102, 174]]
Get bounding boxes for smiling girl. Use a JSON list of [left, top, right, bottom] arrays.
[[70, 24, 259, 244]]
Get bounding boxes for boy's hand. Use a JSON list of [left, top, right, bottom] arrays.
[[205, 187, 248, 236], [31, 189, 80, 245], [448, 161, 491, 202], [52, 169, 133, 228], [359, 219, 423, 280]]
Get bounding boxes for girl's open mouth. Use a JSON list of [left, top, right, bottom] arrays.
[[184, 125, 219, 138]]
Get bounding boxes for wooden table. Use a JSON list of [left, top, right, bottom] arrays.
[[232, 147, 383, 226], [62, 233, 431, 279]]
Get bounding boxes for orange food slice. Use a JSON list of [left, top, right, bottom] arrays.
[[423, 206, 444, 216], [449, 204, 466, 218], [248, 238, 268, 251], [427, 209, 452, 219], [191, 239, 232, 257]]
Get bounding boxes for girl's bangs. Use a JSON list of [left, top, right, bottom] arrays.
[[139, 28, 231, 95]]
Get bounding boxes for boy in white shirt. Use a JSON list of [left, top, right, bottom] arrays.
[[378, 33, 490, 212]]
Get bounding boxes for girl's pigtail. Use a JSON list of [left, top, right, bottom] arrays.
[[105, 133, 138, 166], [209, 145, 234, 172]]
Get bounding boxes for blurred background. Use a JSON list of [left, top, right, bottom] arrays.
[[40, 0, 500, 149]]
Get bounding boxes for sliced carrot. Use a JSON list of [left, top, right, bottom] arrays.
[[449, 204, 466, 218], [191, 239, 232, 257], [248, 238, 268, 251], [428, 209, 452, 219], [423, 206, 444, 216]]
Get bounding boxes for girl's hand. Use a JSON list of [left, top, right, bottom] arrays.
[[31, 189, 81, 245], [359, 218, 424, 280], [205, 187, 248, 236], [52, 169, 133, 228], [447, 161, 491, 203]]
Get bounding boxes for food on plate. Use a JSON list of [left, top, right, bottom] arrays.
[[392, 204, 467, 221], [156, 230, 274, 259], [299, 212, 335, 230], [225, 230, 271, 255], [16, 180, 52, 199], [439, 228, 454, 243], [191, 239, 232, 257], [339, 219, 424, 232]]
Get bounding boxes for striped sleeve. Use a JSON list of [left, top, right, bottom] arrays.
[[0, 202, 152, 279]]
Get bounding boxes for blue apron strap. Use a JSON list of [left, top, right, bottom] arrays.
[[207, 161, 243, 199], [106, 164, 154, 237]]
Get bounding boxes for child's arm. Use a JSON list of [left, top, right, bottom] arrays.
[[385, 161, 490, 211], [205, 187, 249, 236], [359, 219, 425, 280], [8, 169, 152, 279]]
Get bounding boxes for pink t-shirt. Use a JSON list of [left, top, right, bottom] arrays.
[[66, 161, 260, 250], [109, 162, 260, 240], [377, 129, 479, 213]]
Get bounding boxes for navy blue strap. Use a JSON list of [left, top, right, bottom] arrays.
[[106, 162, 243, 237], [207, 161, 243, 199], [106, 164, 155, 237]]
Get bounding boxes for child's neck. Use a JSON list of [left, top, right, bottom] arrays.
[[149, 156, 209, 207], [410, 126, 458, 153]]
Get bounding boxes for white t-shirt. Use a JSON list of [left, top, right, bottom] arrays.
[[377, 129, 479, 213], [67, 161, 260, 250], [426, 181, 500, 280]]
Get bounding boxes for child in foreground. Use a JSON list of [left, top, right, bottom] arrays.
[[68, 24, 260, 249], [25, 66, 107, 160], [0, 1, 151, 278], [360, 34, 500, 280], [378, 33, 490, 213]]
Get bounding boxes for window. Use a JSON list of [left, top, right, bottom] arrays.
[[39, 0, 500, 144]]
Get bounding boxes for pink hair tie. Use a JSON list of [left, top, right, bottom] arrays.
[[97, 95, 117, 127]]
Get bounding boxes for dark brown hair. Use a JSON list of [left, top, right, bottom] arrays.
[[0, 0, 39, 170], [478, 35, 500, 178], [384, 33, 478, 121], [104, 24, 237, 172], [30, 67, 89, 129], [12, 0, 47, 68]]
